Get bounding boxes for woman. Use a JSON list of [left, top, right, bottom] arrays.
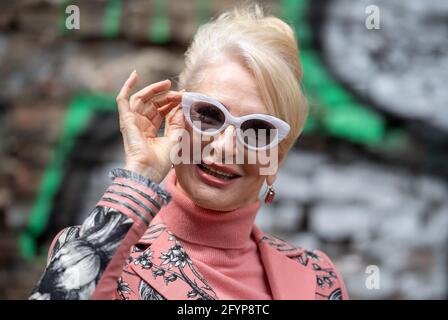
[[30, 4, 349, 300]]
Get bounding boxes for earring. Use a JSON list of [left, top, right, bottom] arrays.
[[264, 184, 276, 204]]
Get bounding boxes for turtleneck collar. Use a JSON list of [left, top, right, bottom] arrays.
[[159, 170, 261, 249]]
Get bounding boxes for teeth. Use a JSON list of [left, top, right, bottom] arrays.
[[200, 164, 237, 180]]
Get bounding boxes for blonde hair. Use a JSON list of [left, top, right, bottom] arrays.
[[178, 2, 308, 156]]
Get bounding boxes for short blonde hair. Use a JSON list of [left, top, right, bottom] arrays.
[[178, 2, 308, 157]]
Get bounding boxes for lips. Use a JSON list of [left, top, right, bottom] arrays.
[[197, 163, 241, 180], [195, 162, 242, 188]]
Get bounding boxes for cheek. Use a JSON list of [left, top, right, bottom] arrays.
[[242, 163, 263, 177], [240, 162, 267, 192], [240, 147, 280, 177], [178, 125, 204, 163], [238, 167, 266, 198], [186, 126, 213, 160]]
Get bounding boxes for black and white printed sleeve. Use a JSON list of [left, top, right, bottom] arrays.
[[29, 168, 171, 300]]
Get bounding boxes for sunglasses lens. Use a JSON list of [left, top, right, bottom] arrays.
[[190, 102, 225, 132], [240, 119, 278, 148]]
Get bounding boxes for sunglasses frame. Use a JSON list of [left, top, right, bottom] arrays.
[[181, 92, 290, 151]]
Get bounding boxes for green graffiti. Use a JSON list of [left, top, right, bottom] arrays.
[[20, 93, 117, 259], [149, 0, 170, 43], [104, 0, 122, 38]]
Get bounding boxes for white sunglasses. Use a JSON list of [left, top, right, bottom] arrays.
[[181, 92, 290, 150]]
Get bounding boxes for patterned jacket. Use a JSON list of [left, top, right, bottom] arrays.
[[29, 169, 349, 300]]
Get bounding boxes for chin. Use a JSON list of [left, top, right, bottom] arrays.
[[189, 190, 238, 211]]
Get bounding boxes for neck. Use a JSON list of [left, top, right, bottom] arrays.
[[159, 170, 261, 249]]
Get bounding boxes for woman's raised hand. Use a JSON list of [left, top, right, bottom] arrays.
[[116, 70, 185, 183]]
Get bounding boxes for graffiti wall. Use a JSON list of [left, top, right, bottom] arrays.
[[0, 0, 447, 299]]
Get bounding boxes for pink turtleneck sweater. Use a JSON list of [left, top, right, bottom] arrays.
[[158, 171, 272, 300]]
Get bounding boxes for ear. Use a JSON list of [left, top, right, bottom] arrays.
[[266, 173, 277, 186]]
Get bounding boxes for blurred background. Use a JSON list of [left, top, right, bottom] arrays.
[[0, 0, 447, 299]]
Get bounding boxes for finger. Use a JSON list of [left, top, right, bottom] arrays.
[[142, 100, 178, 137], [133, 90, 182, 116], [129, 79, 172, 112], [117, 70, 138, 115], [152, 91, 182, 110], [133, 96, 177, 128], [158, 99, 181, 118]]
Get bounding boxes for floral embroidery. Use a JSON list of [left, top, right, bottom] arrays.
[[258, 235, 299, 252], [124, 223, 345, 300], [296, 250, 320, 267], [132, 227, 218, 300], [314, 262, 338, 289], [117, 277, 132, 300], [134, 250, 153, 269], [328, 288, 342, 300], [259, 233, 344, 300], [160, 243, 192, 269], [139, 280, 165, 300], [316, 288, 342, 300]]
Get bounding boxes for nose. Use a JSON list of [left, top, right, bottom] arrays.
[[208, 125, 238, 164]]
